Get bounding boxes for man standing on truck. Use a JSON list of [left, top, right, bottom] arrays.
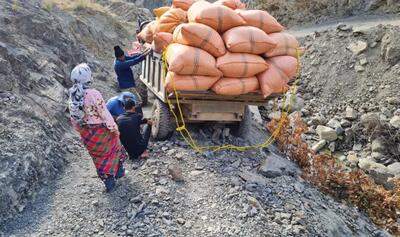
[[113, 45, 151, 104], [117, 99, 152, 160]]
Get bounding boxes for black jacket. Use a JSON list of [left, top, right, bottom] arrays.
[[116, 112, 147, 156]]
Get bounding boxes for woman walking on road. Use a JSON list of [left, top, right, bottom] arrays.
[[68, 63, 127, 192]]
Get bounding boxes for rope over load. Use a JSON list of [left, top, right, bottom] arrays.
[[161, 46, 302, 153]]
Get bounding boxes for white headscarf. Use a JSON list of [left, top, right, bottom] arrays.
[[69, 63, 92, 122]]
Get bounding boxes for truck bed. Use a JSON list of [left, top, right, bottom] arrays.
[[140, 52, 272, 105]]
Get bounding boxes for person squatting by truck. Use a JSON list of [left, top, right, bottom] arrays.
[[116, 99, 152, 160], [106, 91, 143, 119]]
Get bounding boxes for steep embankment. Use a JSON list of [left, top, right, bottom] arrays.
[[254, 0, 400, 26], [0, 0, 148, 224], [262, 22, 400, 187]]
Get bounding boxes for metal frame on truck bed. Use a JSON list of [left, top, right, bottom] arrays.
[[139, 51, 270, 140]]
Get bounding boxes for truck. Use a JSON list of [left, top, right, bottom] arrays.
[[137, 51, 271, 141]]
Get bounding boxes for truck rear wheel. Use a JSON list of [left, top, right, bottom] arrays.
[[233, 105, 252, 139], [151, 99, 173, 140]]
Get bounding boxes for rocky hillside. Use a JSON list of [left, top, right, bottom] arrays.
[[255, 0, 400, 26], [301, 24, 400, 187], [0, 0, 149, 223], [262, 23, 400, 188], [132, 0, 172, 10]]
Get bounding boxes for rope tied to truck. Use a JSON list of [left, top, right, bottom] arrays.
[[161, 46, 302, 153]]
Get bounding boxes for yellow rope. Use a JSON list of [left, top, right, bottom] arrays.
[[161, 47, 302, 153]]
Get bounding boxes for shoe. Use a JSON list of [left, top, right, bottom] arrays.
[[104, 176, 116, 192]]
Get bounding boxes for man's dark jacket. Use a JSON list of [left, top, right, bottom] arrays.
[[116, 112, 147, 157]]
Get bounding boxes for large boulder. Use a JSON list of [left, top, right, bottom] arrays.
[[371, 139, 385, 153], [258, 152, 300, 178], [381, 28, 400, 65], [358, 159, 394, 188], [316, 125, 338, 141], [387, 162, 400, 176], [345, 107, 358, 120], [312, 140, 327, 152], [389, 116, 400, 128], [326, 118, 342, 129], [348, 40, 368, 55]]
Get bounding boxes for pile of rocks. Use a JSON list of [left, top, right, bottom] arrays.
[[262, 93, 400, 188], [261, 24, 400, 188], [303, 106, 399, 188]]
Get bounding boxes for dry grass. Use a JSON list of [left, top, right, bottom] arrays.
[[41, 0, 107, 13], [267, 113, 400, 235]]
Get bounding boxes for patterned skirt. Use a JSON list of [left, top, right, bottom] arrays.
[[79, 125, 127, 179]]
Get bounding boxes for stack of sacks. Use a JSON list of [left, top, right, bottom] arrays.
[[136, 0, 303, 96], [137, 4, 188, 52], [153, 32, 173, 53], [187, 1, 246, 33], [153, 6, 170, 20], [164, 43, 222, 92], [214, 0, 245, 10], [154, 8, 187, 34], [137, 21, 156, 44], [172, 0, 199, 11], [257, 32, 303, 97], [173, 23, 226, 57]]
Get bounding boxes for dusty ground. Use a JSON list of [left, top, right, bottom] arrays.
[[1, 126, 389, 237]]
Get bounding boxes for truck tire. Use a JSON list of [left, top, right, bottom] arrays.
[[136, 79, 148, 106], [151, 99, 173, 140], [233, 105, 252, 139]]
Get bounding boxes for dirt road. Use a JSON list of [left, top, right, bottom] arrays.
[[2, 129, 390, 237], [288, 14, 400, 37]]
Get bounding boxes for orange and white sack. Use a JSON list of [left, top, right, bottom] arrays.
[[153, 6, 170, 19], [165, 72, 220, 92], [172, 0, 198, 11], [212, 77, 259, 95], [257, 56, 298, 97], [213, 0, 245, 10], [264, 32, 305, 57], [217, 52, 268, 78], [153, 32, 173, 53], [166, 43, 222, 77], [188, 1, 245, 33], [223, 26, 277, 54], [155, 8, 187, 33], [236, 10, 284, 34], [137, 21, 156, 43], [173, 23, 226, 57]]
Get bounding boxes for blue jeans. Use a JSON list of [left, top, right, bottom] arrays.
[[116, 161, 125, 179], [104, 161, 124, 192], [104, 176, 116, 192]]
